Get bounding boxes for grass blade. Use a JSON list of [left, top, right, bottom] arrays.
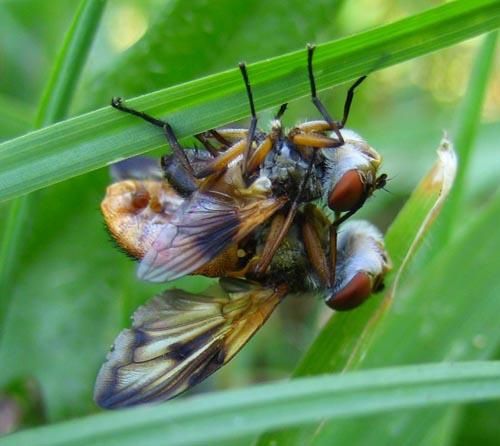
[[0, 0, 107, 325], [430, 32, 498, 249], [1, 362, 500, 446], [380, 32, 499, 446], [309, 191, 500, 446], [36, 0, 107, 126], [0, 0, 498, 202]]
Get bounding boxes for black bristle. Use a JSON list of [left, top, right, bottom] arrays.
[[102, 223, 139, 261]]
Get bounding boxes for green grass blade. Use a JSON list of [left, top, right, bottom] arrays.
[[386, 32, 498, 446], [431, 32, 498, 248], [0, 0, 107, 324], [450, 32, 498, 212], [1, 362, 500, 446], [0, 0, 498, 202], [36, 0, 107, 126], [309, 191, 500, 446]]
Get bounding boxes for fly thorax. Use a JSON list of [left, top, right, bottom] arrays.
[[261, 138, 322, 200]]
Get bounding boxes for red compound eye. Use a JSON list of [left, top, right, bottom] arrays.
[[326, 272, 372, 311], [328, 169, 364, 212]]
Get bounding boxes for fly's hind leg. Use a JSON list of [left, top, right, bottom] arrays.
[[111, 97, 237, 183], [111, 97, 197, 181]]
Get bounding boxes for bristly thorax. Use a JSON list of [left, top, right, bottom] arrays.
[[260, 137, 323, 200]]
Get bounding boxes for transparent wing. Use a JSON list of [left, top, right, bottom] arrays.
[[137, 191, 284, 282], [94, 278, 287, 409]]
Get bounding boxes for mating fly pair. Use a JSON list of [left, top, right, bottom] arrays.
[[94, 45, 391, 409]]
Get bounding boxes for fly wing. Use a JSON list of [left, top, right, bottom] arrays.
[[110, 156, 164, 181], [94, 278, 287, 409], [137, 191, 285, 282]]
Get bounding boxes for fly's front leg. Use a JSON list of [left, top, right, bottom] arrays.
[[328, 221, 338, 291], [111, 97, 167, 128], [111, 97, 243, 182], [306, 44, 344, 145], [323, 208, 363, 309], [330, 202, 363, 228], [340, 75, 366, 127], [275, 103, 288, 120], [303, 45, 367, 144]]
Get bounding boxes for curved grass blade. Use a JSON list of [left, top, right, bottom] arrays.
[[35, 0, 107, 127], [371, 34, 499, 446], [305, 137, 455, 375], [427, 32, 498, 252], [310, 188, 500, 446], [1, 362, 500, 446], [0, 0, 498, 202]]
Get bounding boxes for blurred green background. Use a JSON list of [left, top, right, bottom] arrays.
[[0, 0, 498, 442]]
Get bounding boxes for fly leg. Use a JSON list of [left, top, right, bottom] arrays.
[[251, 153, 317, 276], [289, 46, 367, 149], [111, 97, 245, 184], [238, 62, 258, 176], [111, 97, 197, 179], [306, 44, 344, 144], [300, 206, 332, 287]]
